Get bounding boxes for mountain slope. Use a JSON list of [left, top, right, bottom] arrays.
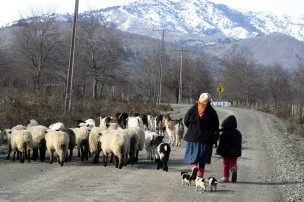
[[86, 0, 304, 42]]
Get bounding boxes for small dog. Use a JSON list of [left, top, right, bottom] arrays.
[[208, 177, 218, 191], [195, 177, 206, 193], [181, 172, 191, 186]]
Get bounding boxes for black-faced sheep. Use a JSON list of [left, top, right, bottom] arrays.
[[45, 131, 69, 166], [89, 127, 102, 164], [115, 112, 128, 129], [99, 116, 115, 130], [100, 130, 130, 169], [10, 129, 32, 163]]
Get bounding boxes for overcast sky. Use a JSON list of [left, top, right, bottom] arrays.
[[0, 0, 303, 26]]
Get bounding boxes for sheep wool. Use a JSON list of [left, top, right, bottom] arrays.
[[45, 131, 69, 166], [100, 130, 130, 169], [10, 129, 32, 163], [89, 127, 102, 164]]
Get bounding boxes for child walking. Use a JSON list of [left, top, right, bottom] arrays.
[[216, 115, 242, 182]]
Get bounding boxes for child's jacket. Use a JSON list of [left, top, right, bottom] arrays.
[[216, 115, 242, 157]]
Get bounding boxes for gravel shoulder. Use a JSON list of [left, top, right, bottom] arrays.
[[0, 105, 303, 202]]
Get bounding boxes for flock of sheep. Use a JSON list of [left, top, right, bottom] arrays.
[[0, 113, 185, 171]]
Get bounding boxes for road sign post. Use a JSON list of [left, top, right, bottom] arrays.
[[216, 85, 224, 106]]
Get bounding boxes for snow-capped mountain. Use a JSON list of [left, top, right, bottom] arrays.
[[76, 0, 304, 43]]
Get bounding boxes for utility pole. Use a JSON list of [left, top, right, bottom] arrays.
[[64, 0, 79, 125], [153, 29, 168, 106], [172, 49, 190, 104]]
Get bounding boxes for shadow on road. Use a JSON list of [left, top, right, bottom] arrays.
[[236, 181, 303, 186]]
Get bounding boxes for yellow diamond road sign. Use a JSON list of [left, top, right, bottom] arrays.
[[216, 85, 224, 94]]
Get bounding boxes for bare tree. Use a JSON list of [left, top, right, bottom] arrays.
[[77, 12, 124, 100], [15, 13, 63, 92], [222, 53, 260, 106]]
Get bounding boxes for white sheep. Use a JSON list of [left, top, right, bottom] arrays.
[[27, 125, 48, 162], [5, 125, 27, 160], [27, 119, 39, 128], [144, 131, 158, 160], [79, 118, 95, 128], [100, 130, 130, 169], [45, 130, 69, 166], [126, 116, 145, 162], [10, 129, 32, 163], [89, 127, 102, 164], [72, 126, 90, 161], [49, 122, 65, 131]]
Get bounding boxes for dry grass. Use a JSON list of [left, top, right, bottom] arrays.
[[0, 87, 172, 129]]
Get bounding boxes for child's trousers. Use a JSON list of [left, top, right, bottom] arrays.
[[223, 157, 237, 179]]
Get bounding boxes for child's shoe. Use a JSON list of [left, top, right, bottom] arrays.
[[190, 166, 198, 180], [231, 168, 237, 183]]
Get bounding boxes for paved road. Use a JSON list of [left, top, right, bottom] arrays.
[[0, 105, 282, 202]]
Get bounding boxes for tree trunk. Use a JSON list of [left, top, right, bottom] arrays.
[[93, 78, 98, 100]]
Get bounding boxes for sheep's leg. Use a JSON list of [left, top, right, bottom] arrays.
[[32, 148, 38, 161], [6, 145, 11, 160], [65, 151, 68, 163], [12, 151, 16, 161], [27, 149, 31, 163], [69, 149, 73, 161], [78, 148, 80, 157], [80, 146, 84, 161], [16, 151, 20, 160], [163, 160, 168, 172], [135, 149, 139, 163], [93, 152, 99, 164], [110, 152, 114, 163], [118, 155, 123, 169], [20, 151, 25, 163], [39, 147, 46, 162], [39, 139, 46, 162], [103, 153, 108, 167], [50, 152, 54, 164], [84, 144, 89, 160], [114, 155, 119, 168]]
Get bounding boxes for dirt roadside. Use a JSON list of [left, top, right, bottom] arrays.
[[0, 105, 293, 202]]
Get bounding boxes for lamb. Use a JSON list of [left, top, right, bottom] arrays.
[[89, 127, 102, 164], [10, 129, 32, 163], [45, 130, 69, 166], [100, 130, 130, 169], [99, 116, 115, 130], [144, 131, 158, 160], [72, 126, 90, 161], [155, 142, 171, 172], [62, 128, 76, 161], [49, 122, 65, 131], [27, 125, 48, 162]]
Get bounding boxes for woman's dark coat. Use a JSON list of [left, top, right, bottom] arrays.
[[216, 115, 242, 157], [184, 103, 219, 144]]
